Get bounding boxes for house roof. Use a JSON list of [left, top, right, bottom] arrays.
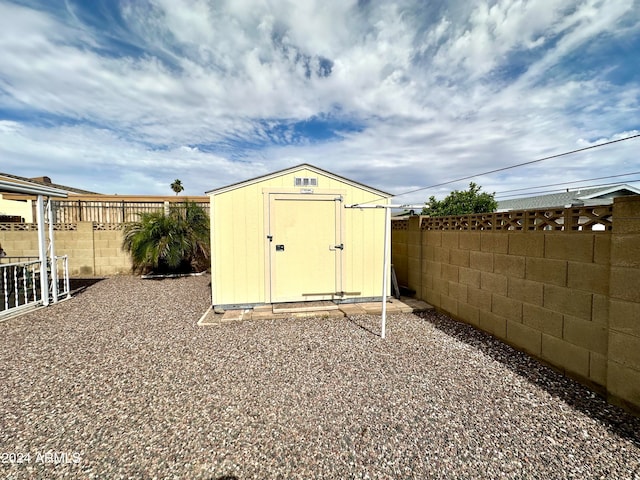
[[206, 163, 391, 197], [497, 184, 640, 211], [0, 172, 100, 195]]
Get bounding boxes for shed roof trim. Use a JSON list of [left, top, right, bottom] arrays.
[[206, 164, 391, 197]]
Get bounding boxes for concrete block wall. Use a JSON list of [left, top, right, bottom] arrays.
[[607, 196, 640, 411], [0, 230, 40, 258], [392, 196, 640, 413], [55, 223, 97, 276], [92, 229, 131, 276], [0, 222, 131, 276]]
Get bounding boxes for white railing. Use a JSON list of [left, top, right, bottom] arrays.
[[53, 255, 71, 300], [0, 258, 42, 315], [0, 255, 71, 319]]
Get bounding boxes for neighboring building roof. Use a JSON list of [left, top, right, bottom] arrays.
[[206, 163, 391, 197], [0, 172, 100, 195], [392, 209, 421, 218], [497, 184, 640, 211]]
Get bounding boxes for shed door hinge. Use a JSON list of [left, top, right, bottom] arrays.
[[330, 243, 344, 250]]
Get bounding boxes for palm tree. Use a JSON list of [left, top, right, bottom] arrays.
[[122, 201, 209, 274], [174, 200, 210, 271], [171, 179, 184, 195]]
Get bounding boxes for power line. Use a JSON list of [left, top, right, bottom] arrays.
[[494, 171, 640, 196], [369, 133, 640, 205]]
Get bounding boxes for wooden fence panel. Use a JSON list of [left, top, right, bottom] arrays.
[[50, 200, 210, 223]]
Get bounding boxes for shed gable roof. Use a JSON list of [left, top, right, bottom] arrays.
[[206, 163, 390, 197]]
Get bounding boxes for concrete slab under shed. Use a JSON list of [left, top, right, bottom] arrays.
[[273, 301, 339, 313], [222, 310, 245, 322], [199, 297, 433, 325], [338, 303, 368, 315]]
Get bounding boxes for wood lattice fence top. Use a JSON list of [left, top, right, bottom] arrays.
[[392, 205, 613, 232]]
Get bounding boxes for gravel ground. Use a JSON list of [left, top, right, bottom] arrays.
[[1, 275, 639, 479]]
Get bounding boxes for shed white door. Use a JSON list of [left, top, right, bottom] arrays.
[[268, 194, 343, 303]]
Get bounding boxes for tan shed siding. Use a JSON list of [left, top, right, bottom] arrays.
[[343, 187, 388, 299], [240, 183, 266, 303], [212, 182, 266, 305], [211, 167, 388, 306]]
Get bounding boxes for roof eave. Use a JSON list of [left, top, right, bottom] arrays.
[[0, 179, 69, 198], [579, 183, 640, 200]]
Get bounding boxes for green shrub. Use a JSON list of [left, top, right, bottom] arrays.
[[122, 201, 210, 274]]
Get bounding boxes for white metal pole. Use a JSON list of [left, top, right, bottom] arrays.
[[36, 195, 49, 306], [344, 203, 422, 340], [381, 206, 390, 339], [47, 198, 59, 303], [64, 256, 71, 299]]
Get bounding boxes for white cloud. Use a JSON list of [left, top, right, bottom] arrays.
[[0, 0, 638, 201], [0, 120, 256, 195]]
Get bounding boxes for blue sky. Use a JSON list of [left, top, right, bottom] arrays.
[[0, 0, 639, 202]]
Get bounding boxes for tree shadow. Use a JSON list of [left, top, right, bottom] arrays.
[[416, 310, 640, 447]]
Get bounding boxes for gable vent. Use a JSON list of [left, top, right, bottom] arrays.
[[294, 177, 318, 187]]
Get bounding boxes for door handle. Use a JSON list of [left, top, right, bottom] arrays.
[[276, 245, 285, 251]]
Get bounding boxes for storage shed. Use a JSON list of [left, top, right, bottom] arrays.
[[207, 164, 390, 309]]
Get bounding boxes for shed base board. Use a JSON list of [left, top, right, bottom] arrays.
[[213, 303, 264, 313], [336, 296, 383, 304], [213, 296, 402, 312]]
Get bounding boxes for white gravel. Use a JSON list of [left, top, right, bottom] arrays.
[[1, 275, 639, 479]]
